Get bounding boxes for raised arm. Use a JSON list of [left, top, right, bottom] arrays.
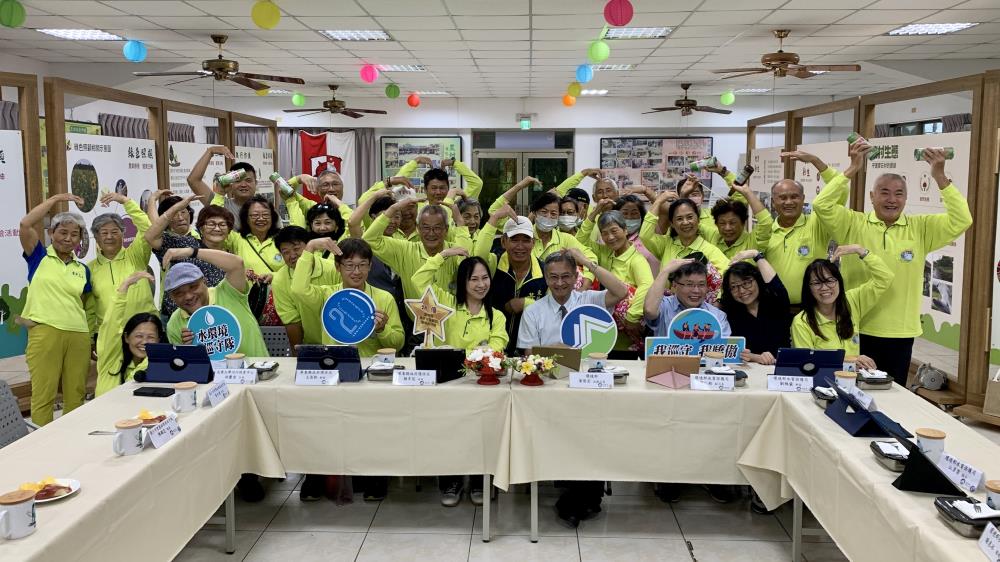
[[916, 148, 973, 251], [19, 193, 83, 254], [554, 168, 600, 196], [643, 258, 693, 323], [144, 195, 197, 251], [412, 250, 464, 306], [443, 159, 484, 200], [489, 176, 538, 213], [578, 199, 615, 248], [188, 146, 233, 205], [810, 141, 868, 241], [349, 187, 391, 238], [565, 247, 627, 308], [362, 199, 414, 270], [163, 247, 247, 292], [358, 159, 419, 205], [837, 245, 893, 318]]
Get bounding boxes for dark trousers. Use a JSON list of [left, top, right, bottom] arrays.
[[355, 476, 388, 497], [555, 481, 604, 519], [860, 334, 914, 386], [439, 475, 482, 492]]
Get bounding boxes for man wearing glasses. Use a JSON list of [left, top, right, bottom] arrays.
[[644, 258, 731, 339]]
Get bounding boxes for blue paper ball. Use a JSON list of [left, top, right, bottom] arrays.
[[123, 40, 147, 63], [576, 64, 594, 84]]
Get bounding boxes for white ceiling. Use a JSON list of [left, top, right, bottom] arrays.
[[1, 0, 999, 100]]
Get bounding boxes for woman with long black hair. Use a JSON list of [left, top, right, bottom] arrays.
[[95, 272, 166, 396], [719, 251, 791, 366]]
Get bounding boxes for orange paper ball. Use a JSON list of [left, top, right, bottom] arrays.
[[562, 94, 577, 107]]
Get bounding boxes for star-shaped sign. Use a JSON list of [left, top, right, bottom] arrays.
[[405, 286, 454, 345]]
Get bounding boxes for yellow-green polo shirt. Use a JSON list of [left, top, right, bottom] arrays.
[[166, 279, 269, 357], [473, 222, 545, 311], [576, 218, 653, 324], [272, 254, 342, 345], [705, 208, 774, 261], [413, 253, 509, 352], [811, 169, 972, 338], [791, 253, 893, 355], [88, 200, 155, 330], [95, 289, 151, 396], [22, 243, 91, 333], [226, 232, 284, 276], [291, 265, 403, 357], [639, 218, 728, 278]]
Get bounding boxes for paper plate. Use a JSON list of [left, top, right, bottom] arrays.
[[36, 478, 81, 504]]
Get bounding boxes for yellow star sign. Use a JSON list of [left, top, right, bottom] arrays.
[[405, 286, 454, 345]]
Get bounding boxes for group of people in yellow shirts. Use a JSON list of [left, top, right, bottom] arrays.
[[17, 138, 970, 516]]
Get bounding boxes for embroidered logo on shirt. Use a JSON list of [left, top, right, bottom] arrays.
[[901, 250, 914, 262], [797, 244, 810, 257], [852, 335, 860, 345], [273, 254, 283, 262]]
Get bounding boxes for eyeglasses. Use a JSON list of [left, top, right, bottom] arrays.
[[202, 221, 229, 231], [729, 279, 755, 293], [339, 261, 371, 272], [248, 213, 270, 220], [418, 225, 445, 234], [809, 278, 838, 289], [674, 281, 707, 290]]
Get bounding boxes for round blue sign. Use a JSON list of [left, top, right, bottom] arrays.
[[187, 305, 242, 361], [322, 288, 376, 345], [559, 304, 617, 356]]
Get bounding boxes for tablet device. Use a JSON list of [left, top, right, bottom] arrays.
[[414, 348, 465, 384], [141, 344, 214, 384], [295, 345, 362, 382], [775, 348, 844, 388]]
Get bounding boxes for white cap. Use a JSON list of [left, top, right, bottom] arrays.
[[503, 216, 534, 239]]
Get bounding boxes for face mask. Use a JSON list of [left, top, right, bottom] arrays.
[[558, 216, 579, 231], [536, 216, 558, 232], [624, 218, 642, 234]]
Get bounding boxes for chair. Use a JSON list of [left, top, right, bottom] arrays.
[[260, 326, 291, 357], [0, 379, 37, 449]]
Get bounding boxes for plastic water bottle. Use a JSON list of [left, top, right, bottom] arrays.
[[217, 169, 246, 187], [269, 172, 295, 198], [689, 157, 718, 172], [914, 148, 955, 160], [733, 164, 754, 187], [847, 133, 879, 161]]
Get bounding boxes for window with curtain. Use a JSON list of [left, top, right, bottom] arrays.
[[0, 100, 18, 130], [97, 113, 195, 142]]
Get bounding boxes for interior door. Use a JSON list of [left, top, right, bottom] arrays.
[[521, 151, 574, 215], [472, 151, 520, 212]]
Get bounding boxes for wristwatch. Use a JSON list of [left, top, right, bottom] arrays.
[[752, 252, 765, 262], [860, 248, 869, 260]]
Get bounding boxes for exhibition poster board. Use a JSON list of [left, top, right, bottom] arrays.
[[380, 136, 463, 191], [39, 118, 102, 197], [236, 146, 285, 222], [747, 146, 784, 213], [0, 131, 29, 358], [793, 141, 849, 206], [167, 141, 225, 214], [599, 136, 714, 195]]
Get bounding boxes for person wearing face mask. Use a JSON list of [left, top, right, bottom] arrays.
[[565, 188, 591, 219], [186, 145, 258, 230], [640, 198, 729, 289], [616, 194, 659, 273], [791, 245, 892, 371], [88, 191, 156, 334], [807, 140, 972, 385], [95, 272, 165, 396], [558, 196, 583, 234], [575, 209, 653, 358], [706, 181, 773, 261], [270, 226, 342, 352], [720, 251, 790, 366]]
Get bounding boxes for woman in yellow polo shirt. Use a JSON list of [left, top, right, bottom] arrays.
[[791, 245, 893, 371], [18, 193, 92, 426], [95, 272, 165, 396], [225, 195, 292, 326], [575, 208, 653, 358]]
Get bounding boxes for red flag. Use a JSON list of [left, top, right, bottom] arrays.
[[299, 132, 343, 202]]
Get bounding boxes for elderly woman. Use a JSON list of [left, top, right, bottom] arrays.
[[88, 191, 156, 333], [18, 193, 93, 426]]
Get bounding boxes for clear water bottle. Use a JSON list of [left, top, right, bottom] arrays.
[[217, 169, 246, 187], [689, 157, 718, 172], [733, 164, 754, 187], [269, 172, 295, 198], [914, 148, 955, 160]]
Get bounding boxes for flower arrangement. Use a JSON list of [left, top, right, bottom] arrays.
[[465, 348, 508, 385], [514, 354, 557, 386]]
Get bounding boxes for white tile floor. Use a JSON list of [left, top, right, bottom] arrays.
[[174, 479, 847, 562]]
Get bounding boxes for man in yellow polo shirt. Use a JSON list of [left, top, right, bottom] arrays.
[[271, 226, 342, 352], [809, 141, 973, 384]]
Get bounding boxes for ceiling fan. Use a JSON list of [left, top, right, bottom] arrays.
[[283, 85, 388, 119], [713, 29, 861, 79], [643, 83, 732, 116], [132, 34, 305, 91]]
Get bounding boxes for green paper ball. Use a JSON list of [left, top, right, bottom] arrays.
[[588, 40, 610, 64], [720, 90, 736, 106], [567, 82, 582, 97], [385, 83, 400, 99], [0, 0, 27, 29], [291, 93, 306, 107]]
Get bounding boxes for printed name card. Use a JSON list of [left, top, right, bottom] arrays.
[[767, 375, 812, 393], [569, 371, 613, 389], [215, 368, 257, 385], [392, 370, 436, 386], [147, 417, 181, 449], [204, 382, 229, 407], [848, 386, 877, 411], [690, 373, 735, 392], [937, 452, 984, 493], [980, 522, 1000, 562], [295, 369, 340, 386]]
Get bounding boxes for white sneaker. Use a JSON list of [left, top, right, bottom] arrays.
[[440, 482, 462, 507], [470, 489, 484, 506]]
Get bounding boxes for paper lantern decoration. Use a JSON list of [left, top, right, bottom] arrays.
[[291, 93, 306, 107], [407, 93, 421, 108], [0, 0, 26, 28], [562, 94, 576, 107], [603, 0, 634, 27], [251, 0, 280, 30], [567, 82, 582, 97], [720, 90, 736, 106], [360, 64, 379, 84], [385, 83, 400, 99], [122, 40, 147, 63], [588, 40, 610, 64], [576, 64, 594, 84], [255, 89, 269, 96]]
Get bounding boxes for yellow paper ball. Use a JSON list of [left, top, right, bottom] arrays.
[[251, 0, 280, 30]]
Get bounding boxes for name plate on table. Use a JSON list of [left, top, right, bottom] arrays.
[[691, 373, 735, 391], [937, 452, 984, 493], [768, 375, 812, 392], [848, 386, 877, 411], [295, 369, 339, 386], [980, 522, 1000, 562], [569, 371, 613, 389], [204, 382, 229, 407], [146, 417, 181, 449], [392, 370, 436, 386], [215, 369, 257, 385]]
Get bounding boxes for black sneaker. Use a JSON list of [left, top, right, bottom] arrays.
[[237, 474, 265, 503], [750, 489, 773, 514], [440, 481, 462, 507], [554, 505, 581, 529], [704, 484, 738, 504], [300, 475, 325, 502], [654, 483, 682, 503]]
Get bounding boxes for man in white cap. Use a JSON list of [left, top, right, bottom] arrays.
[[473, 203, 549, 353], [160, 247, 267, 357]]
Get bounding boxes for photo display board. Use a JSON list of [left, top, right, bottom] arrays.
[[380, 136, 463, 190], [599, 136, 714, 194]]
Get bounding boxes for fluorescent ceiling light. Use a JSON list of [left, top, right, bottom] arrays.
[[319, 29, 392, 41], [887, 23, 978, 36], [605, 27, 671, 40], [37, 29, 122, 40], [376, 64, 426, 72], [592, 64, 634, 71], [268, 89, 290, 94], [415, 90, 449, 95], [735, 88, 771, 93], [808, 70, 828, 75], [581, 89, 608, 96]]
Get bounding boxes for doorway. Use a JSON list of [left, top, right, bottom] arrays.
[[473, 150, 574, 216]]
